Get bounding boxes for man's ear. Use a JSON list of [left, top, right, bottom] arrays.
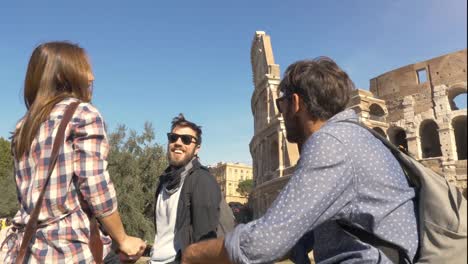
[[291, 93, 301, 113], [194, 144, 201, 156]]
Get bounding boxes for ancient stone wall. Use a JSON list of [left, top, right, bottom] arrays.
[[249, 32, 299, 217], [370, 50, 467, 123], [369, 49, 467, 189]]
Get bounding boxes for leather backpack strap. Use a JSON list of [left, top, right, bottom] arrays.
[[76, 184, 104, 264], [15, 101, 80, 264], [88, 217, 103, 264]]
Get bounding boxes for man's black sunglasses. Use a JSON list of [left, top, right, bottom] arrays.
[[167, 133, 198, 145], [275, 91, 293, 113]]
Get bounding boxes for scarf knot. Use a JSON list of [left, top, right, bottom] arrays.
[[160, 158, 199, 195]]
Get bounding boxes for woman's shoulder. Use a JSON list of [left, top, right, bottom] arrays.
[[55, 98, 105, 127], [76, 101, 101, 118], [62, 98, 102, 117], [55, 98, 97, 113]]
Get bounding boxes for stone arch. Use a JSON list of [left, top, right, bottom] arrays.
[[388, 126, 408, 152], [419, 119, 443, 158], [452, 115, 467, 160], [447, 84, 467, 110], [372, 127, 386, 137], [369, 104, 386, 122]]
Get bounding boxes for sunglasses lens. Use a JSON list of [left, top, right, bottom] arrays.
[[180, 135, 192, 145], [168, 133, 177, 143]]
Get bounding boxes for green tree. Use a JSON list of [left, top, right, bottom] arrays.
[[107, 122, 168, 242], [236, 179, 254, 197], [0, 137, 18, 218]]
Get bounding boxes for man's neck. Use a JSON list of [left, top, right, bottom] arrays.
[[297, 119, 326, 154]]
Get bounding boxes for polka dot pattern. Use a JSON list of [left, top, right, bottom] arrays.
[[225, 109, 418, 264]]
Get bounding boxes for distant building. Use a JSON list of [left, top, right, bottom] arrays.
[[208, 162, 253, 204]]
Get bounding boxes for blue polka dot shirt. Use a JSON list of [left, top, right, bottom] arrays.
[[225, 109, 418, 264]]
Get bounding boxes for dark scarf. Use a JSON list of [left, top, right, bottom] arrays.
[[160, 158, 199, 195]]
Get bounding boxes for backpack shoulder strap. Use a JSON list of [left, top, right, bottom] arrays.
[[337, 220, 412, 264], [338, 120, 402, 154], [337, 120, 420, 187]]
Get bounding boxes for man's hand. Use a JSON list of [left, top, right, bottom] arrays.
[[99, 211, 147, 262], [181, 238, 232, 264], [118, 236, 146, 262]]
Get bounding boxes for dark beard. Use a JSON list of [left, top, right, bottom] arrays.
[[285, 114, 300, 143], [168, 149, 197, 168]]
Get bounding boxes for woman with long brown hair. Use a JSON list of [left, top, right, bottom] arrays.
[[3, 42, 146, 263]]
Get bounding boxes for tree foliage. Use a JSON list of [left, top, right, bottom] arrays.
[[107, 122, 168, 242], [236, 179, 254, 197], [0, 137, 18, 218]]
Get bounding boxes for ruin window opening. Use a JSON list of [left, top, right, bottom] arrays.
[[449, 91, 467, 111], [389, 127, 408, 152], [417, 68, 427, 84], [420, 120, 442, 158], [369, 104, 386, 122], [453, 116, 467, 160]]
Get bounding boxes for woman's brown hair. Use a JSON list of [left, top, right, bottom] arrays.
[[14, 41, 93, 158]]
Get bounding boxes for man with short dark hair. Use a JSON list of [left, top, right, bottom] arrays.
[[150, 114, 221, 264], [182, 57, 418, 263]]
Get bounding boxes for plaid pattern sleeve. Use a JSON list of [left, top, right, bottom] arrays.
[[72, 103, 118, 218]]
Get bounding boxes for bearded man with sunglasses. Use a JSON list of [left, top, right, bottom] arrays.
[[182, 57, 418, 264], [150, 114, 221, 264]]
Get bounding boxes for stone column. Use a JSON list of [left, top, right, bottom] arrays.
[[438, 126, 458, 161], [402, 95, 415, 122], [406, 135, 422, 159], [278, 129, 285, 177], [432, 85, 451, 119], [402, 95, 420, 159], [442, 161, 457, 183], [438, 120, 459, 184]]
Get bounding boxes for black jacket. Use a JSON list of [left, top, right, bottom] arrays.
[[153, 161, 221, 254]]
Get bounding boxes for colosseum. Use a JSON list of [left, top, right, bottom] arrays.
[[249, 31, 467, 217]]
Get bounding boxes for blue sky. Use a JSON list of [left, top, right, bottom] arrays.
[[0, 0, 466, 165]]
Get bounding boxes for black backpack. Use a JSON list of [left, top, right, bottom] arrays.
[[338, 120, 467, 264]]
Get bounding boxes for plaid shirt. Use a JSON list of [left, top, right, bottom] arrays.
[[4, 98, 118, 263]]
